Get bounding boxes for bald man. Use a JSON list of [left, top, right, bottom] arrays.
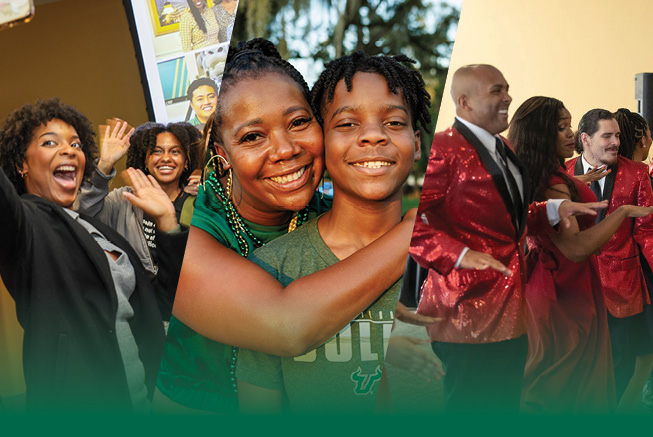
[[409, 64, 605, 411]]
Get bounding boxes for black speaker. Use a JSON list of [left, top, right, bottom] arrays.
[[635, 73, 653, 128]]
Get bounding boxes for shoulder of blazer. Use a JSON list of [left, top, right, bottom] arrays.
[[618, 155, 648, 175], [566, 156, 579, 173]]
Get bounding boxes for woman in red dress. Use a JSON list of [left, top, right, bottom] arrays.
[[510, 96, 653, 413]]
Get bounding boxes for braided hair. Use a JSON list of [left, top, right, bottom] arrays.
[[126, 121, 202, 188], [186, 0, 207, 33], [0, 98, 97, 195], [310, 51, 432, 132], [510, 96, 580, 203], [614, 108, 649, 160], [207, 38, 311, 176]]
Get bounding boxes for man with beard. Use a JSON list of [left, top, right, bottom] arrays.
[[567, 108, 653, 404]]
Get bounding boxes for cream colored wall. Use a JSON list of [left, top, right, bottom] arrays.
[[0, 0, 149, 125], [437, 0, 653, 163]]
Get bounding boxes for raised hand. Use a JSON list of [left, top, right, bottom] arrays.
[[558, 199, 608, 229], [459, 249, 512, 276], [97, 119, 135, 175], [576, 165, 610, 185], [121, 168, 177, 232]]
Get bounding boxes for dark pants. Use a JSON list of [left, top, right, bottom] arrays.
[[607, 313, 637, 402], [431, 335, 528, 413]]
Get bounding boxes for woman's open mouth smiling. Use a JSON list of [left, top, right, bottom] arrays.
[[53, 164, 79, 190], [156, 165, 177, 175], [267, 164, 311, 188]]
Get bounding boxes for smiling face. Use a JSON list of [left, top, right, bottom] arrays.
[[145, 132, 187, 187], [190, 85, 218, 123], [217, 72, 324, 224], [460, 66, 512, 134], [555, 107, 575, 159], [21, 119, 86, 208], [321, 72, 420, 204], [582, 118, 620, 166]]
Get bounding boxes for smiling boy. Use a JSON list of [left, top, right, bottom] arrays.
[[235, 52, 431, 413]]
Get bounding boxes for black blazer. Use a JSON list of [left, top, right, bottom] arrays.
[[0, 168, 186, 411]]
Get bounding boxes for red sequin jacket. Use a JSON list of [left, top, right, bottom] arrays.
[[566, 155, 653, 318], [410, 121, 551, 344]]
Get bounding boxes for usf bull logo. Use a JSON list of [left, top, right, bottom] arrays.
[[350, 365, 383, 395]]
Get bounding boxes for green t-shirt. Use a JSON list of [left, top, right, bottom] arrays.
[[156, 173, 331, 412], [236, 216, 400, 413]]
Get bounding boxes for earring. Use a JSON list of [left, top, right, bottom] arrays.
[[18, 170, 25, 178], [201, 153, 220, 186], [202, 153, 233, 200], [219, 155, 233, 199], [202, 153, 232, 183]]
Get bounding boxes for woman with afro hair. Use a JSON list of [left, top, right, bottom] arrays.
[[78, 121, 201, 277], [0, 98, 187, 411]]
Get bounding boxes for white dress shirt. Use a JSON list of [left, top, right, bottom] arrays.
[[580, 154, 607, 195], [449, 117, 563, 267]]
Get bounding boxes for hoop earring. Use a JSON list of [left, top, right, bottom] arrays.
[[216, 154, 230, 175], [201, 153, 228, 186]]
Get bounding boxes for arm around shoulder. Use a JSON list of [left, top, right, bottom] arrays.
[[173, 215, 413, 357]]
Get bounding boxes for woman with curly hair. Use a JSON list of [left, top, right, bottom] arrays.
[[78, 121, 201, 276], [510, 96, 653, 413], [179, 0, 220, 52], [0, 98, 187, 411]]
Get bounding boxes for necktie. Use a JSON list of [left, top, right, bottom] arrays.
[[495, 137, 524, 219], [588, 169, 603, 202], [587, 167, 605, 224]]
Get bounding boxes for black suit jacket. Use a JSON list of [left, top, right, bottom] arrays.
[[0, 168, 186, 411]]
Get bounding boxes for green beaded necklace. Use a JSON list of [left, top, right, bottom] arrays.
[[205, 171, 310, 256], [204, 170, 310, 394]]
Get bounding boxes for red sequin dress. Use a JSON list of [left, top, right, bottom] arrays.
[[521, 173, 616, 413]]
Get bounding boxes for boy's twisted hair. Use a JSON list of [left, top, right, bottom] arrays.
[[310, 51, 432, 132]]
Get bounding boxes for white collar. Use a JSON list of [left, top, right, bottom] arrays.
[[455, 116, 502, 154], [580, 154, 596, 174]]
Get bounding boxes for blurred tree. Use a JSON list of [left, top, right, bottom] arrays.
[[231, 0, 459, 178]]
